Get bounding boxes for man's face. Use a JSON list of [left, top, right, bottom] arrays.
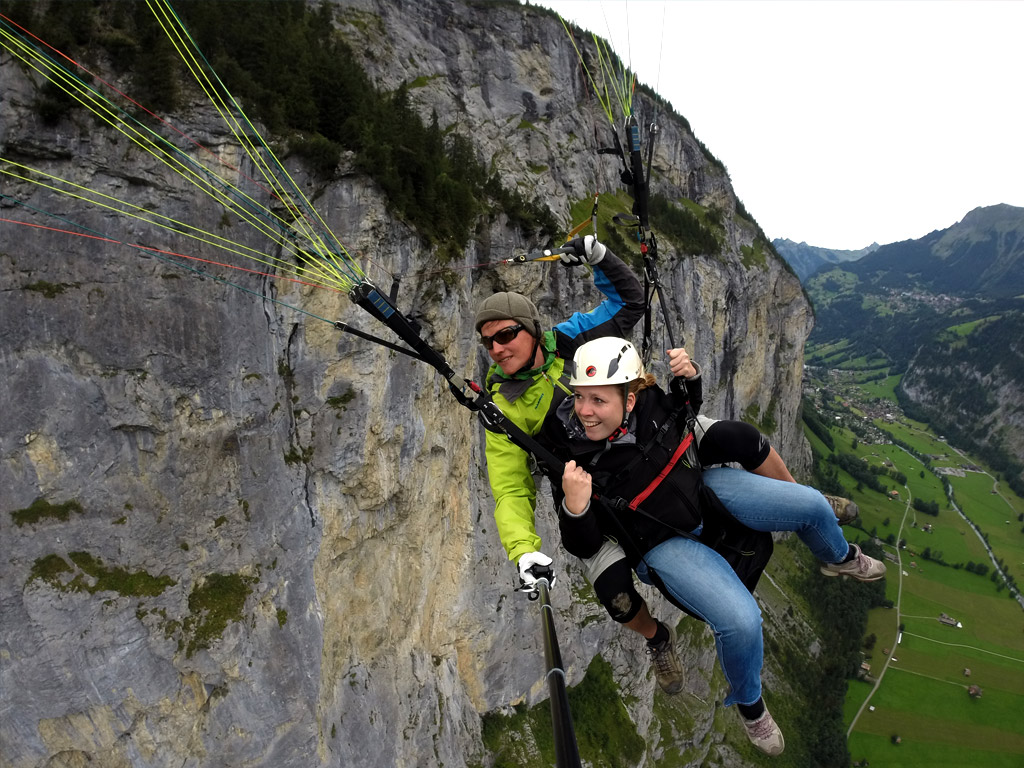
[[480, 319, 538, 376]]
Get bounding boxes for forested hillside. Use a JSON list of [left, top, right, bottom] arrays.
[[806, 205, 1024, 495], [845, 204, 1024, 298]]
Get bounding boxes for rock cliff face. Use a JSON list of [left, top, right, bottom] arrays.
[[0, 1, 813, 766]]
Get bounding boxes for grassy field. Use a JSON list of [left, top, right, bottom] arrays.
[[857, 374, 901, 401], [803, 367, 1024, 767]]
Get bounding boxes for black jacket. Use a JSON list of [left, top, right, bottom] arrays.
[[539, 377, 707, 566]]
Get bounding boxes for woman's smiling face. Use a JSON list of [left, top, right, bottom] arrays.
[[573, 384, 635, 441]]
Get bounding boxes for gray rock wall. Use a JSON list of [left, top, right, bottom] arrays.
[[0, 2, 812, 766]]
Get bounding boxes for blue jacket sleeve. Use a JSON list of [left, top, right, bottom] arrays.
[[551, 249, 644, 357]]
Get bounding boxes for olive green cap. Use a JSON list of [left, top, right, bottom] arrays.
[[474, 292, 543, 337]]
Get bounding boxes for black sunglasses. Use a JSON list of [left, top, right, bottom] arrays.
[[480, 323, 526, 349]]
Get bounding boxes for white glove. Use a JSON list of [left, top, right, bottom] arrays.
[[518, 551, 555, 590], [558, 235, 607, 266], [582, 234, 606, 264]]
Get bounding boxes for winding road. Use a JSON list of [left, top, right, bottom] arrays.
[[846, 489, 912, 737]]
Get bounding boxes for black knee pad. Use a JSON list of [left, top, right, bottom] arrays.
[[592, 560, 643, 624]]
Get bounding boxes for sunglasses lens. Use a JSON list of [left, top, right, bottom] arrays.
[[481, 324, 522, 349]]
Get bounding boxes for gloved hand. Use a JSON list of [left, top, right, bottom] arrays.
[[558, 235, 607, 266], [518, 551, 555, 590]]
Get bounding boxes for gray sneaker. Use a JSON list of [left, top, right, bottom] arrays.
[[824, 494, 859, 525], [820, 544, 886, 581], [647, 623, 684, 694], [741, 705, 785, 756]]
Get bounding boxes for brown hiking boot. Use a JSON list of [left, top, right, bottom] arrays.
[[824, 494, 859, 525], [647, 622, 684, 694]]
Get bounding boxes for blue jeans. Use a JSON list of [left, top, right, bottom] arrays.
[[635, 467, 849, 707]]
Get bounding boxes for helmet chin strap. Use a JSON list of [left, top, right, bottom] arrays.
[[608, 425, 629, 442], [513, 335, 543, 376], [619, 383, 631, 429], [606, 386, 631, 442]]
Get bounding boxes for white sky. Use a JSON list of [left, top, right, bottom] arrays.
[[537, 0, 1024, 250]]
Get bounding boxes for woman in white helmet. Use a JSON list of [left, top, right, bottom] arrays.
[[539, 336, 887, 757]]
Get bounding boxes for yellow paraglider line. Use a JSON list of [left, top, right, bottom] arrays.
[[1, 7, 365, 292], [1, 161, 350, 291], [0, 20, 348, 287], [559, 15, 635, 126], [0, 214, 348, 296], [148, 0, 362, 285]]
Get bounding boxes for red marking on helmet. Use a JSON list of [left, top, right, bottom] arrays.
[[586, 365, 597, 377]]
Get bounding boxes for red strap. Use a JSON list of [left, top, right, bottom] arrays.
[[628, 432, 694, 511]]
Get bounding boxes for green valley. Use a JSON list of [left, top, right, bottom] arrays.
[[802, 352, 1024, 767], [797, 204, 1024, 498]]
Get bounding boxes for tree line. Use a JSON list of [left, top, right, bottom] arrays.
[[8, 0, 558, 262], [770, 541, 888, 767]]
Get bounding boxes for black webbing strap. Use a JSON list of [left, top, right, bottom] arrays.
[[591, 397, 687, 492]]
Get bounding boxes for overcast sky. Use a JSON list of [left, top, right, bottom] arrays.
[[537, 0, 1024, 250]]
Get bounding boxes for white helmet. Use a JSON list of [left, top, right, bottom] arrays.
[[570, 337, 643, 387]]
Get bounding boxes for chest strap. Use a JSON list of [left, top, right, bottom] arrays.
[[628, 431, 694, 510]]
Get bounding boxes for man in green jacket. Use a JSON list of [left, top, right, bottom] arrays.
[[475, 235, 645, 577]]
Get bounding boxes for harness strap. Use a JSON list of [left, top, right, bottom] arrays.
[[628, 431, 693, 511], [593, 392, 690, 490]]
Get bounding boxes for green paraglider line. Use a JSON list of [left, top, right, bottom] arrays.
[[0, 210, 339, 326], [0, 8, 363, 290], [0, 209, 432, 358]]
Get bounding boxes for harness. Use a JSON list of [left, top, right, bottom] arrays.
[[568, 384, 772, 596]]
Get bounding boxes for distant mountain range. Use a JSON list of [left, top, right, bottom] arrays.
[[773, 239, 879, 281], [802, 203, 1024, 494], [778, 203, 1024, 293], [841, 204, 1024, 298]]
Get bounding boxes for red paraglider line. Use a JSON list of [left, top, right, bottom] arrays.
[[0, 217, 346, 294]]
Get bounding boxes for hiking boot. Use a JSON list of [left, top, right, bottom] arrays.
[[647, 622, 684, 694], [824, 494, 859, 525], [741, 706, 785, 756], [820, 544, 887, 581]]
